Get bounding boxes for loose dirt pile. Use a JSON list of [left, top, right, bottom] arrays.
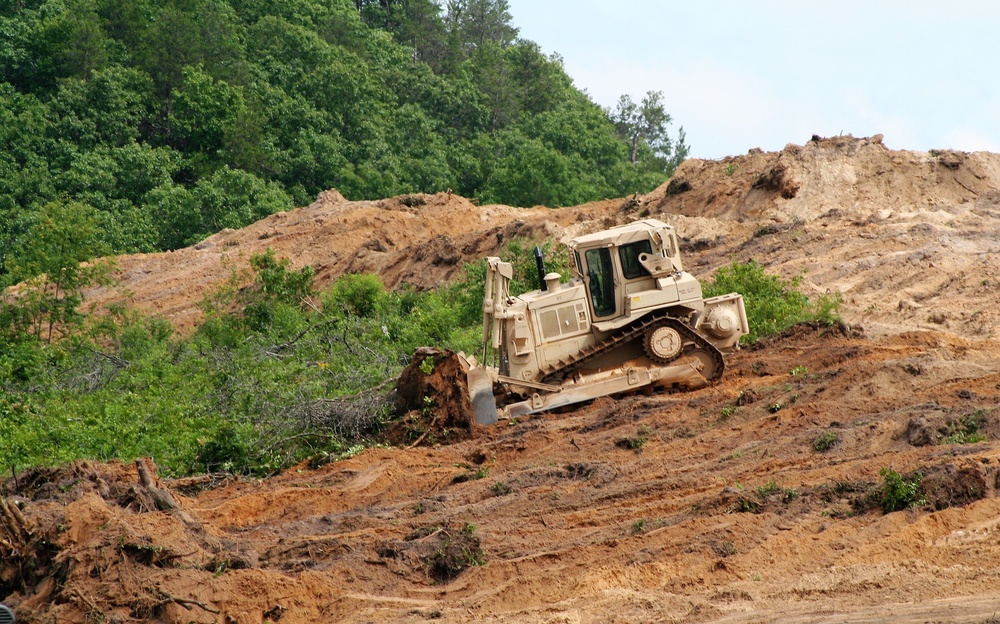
[[7, 135, 1000, 622]]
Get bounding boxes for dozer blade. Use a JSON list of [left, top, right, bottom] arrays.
[[467, 366, 498, 425], [506, 356, 708, 417]]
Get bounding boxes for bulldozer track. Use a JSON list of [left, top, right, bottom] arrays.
[[537, 315, 725, 386]]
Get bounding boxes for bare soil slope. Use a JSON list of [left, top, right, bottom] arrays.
[[7, 135, 1000, 623]]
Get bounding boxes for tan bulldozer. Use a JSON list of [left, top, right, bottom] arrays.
[[465, 219, 749, 424]]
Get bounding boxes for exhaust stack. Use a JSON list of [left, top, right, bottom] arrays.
[[534, 246, 547, 292]]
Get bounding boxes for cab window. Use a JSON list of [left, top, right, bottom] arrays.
[[584, 247, 616, 318], [618, 240, 653, 280]]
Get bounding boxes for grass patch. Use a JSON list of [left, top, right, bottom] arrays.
[[616, 425, 654, 450], [812, 430, 839, 452]]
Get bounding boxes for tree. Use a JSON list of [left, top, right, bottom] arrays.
[[48, 66, 154, 148], [445, 0, 517, 52], [610, 90, 689, 175], [136, 0, 245, 98], [3, 200, 110, 342], [169, 65, 246, 155], [193, 166, 293, 234], [32, 0, 109, 84], [354, 0, 447, 69]]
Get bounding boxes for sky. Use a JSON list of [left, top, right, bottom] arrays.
[[503, 0, 1000, 159]]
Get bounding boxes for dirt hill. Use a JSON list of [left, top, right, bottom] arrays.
[[7, 135, 1000, 623]]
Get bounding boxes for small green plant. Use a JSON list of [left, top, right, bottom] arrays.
[[632, 519, 646, 534], [418, 356, 436, 375], [728, 496, 760, 514], [790, 365, 808, 376], [720, 405, 738, 420], [756, 481, 798, 503], [756, 481, 782, 497], [879, 467, 926, 513], [940, 413, 988, 445], [812, 430, 839, 452], [425, 524, 486, 582], [768, 402, 783, 414], [724, 162, 737, 176], [489, 481, 512, 496], [617, 425, 653, 450], [451, 465, 489, 484]]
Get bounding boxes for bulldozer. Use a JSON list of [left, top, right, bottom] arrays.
[[465, 219, 749, 424]]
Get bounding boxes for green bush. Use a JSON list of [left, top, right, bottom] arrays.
[[451, 236, 573, 326], [812, 430, 839, 452], [940, 413, 988, 445], [879, 467, 925, 513], [703, 260, 840, 343]]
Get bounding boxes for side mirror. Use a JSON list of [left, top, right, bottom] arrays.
[[0, 604, 14, 623]]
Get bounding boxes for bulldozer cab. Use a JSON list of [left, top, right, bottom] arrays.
[[571, 219, 682, 323]]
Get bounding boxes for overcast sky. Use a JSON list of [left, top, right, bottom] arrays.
[[504, 0, 1000, 159]]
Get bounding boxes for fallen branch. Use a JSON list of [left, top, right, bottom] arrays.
[[406, 411, 443, 450], [155, 589, 220, 614]]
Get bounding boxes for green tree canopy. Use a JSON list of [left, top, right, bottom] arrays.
[[3, 199, 110, 340], [610, 90, 690, 177], [0, 0, 691, 283]]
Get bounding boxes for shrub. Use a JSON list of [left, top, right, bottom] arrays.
[[616, 425, 653, 450], [812, 430, 839, 452], [489, 481, 512, 496], [425, 524, 486, 582], [940, 413, 988, 445], [879, 467, 926, 513], [451, 237, 573, 326], [703, 260, 840, 343]]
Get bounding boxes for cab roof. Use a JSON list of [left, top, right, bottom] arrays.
[[568, 219, 674, 248]]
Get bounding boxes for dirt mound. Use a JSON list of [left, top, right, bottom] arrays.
[[648, 134, 1000, 223], [8, 135, 1000, 621], [81, 135, 1000, 343], [388, 347, 480, 447]]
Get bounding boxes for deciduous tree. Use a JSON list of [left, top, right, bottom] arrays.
[[4, 199, 110, 341], [610, 90, 689, 175]]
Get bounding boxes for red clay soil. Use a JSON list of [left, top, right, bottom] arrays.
[[6, 135, 1000, 622]]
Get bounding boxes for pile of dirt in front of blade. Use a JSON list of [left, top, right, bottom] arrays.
[[387, 347, 481, 447]]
